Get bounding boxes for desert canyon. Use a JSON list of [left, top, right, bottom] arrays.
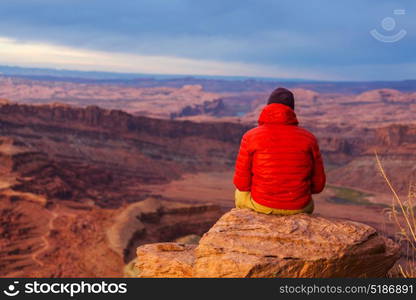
[[1, 75, 415, 277]]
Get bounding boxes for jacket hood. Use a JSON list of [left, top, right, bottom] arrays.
[[258, 103, 298, 126]]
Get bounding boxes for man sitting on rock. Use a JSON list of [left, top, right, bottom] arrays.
[[233, 87, 326, 215]]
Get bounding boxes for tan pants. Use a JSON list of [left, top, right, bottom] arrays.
[[235, 189, 314, 215]]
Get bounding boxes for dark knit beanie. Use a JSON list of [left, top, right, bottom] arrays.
[[267, 87, 295, 110]]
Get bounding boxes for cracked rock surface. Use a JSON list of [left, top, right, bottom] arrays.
[[136, 208, 400, 278]]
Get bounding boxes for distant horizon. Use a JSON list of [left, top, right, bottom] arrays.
[[1, 64, 415, 84]]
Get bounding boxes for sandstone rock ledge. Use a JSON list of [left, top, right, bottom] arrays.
[[136, 208, 400, 278]]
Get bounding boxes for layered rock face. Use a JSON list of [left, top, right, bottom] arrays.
[[0, 77, 228, 118], [244, 88, 416, 128], [0, 194, 222, 277], [170, 98, 225, 119], [107, 197, 223, 263], [0, 102, 236, 277], [136, 209, 400, 278], [0, 102, 247, 207]]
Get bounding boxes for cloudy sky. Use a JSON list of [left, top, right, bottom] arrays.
[[0, 0, 414, 81]]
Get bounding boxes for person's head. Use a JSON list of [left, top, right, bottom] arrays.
[[267, 87, 295, 110]]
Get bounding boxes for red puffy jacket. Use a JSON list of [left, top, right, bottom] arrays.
[[233, 103, 326, 210]]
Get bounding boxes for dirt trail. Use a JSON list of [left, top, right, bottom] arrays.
[[31, 205, 77, 267], [31, 210, 58, 267]]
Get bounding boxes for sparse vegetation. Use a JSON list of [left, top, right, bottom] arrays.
[[327, 185, 378, 206], [174, 234, 201, 245], [123, 259, 140, 278], [323, 162, 343, 172], [375, 152, 416, 277]]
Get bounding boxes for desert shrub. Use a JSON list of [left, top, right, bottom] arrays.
[[375, 152, 416, 277]]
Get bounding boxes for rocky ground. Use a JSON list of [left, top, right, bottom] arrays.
[[136, 208, 400, 278]]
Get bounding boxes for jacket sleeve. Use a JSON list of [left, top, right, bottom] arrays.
[[233, 133, 253, 191], [310, 137, 326, 194]]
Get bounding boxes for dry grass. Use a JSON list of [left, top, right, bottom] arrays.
[[375, 151, 416, 277]]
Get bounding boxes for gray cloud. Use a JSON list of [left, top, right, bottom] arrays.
[[0, 0, 414, 80]]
